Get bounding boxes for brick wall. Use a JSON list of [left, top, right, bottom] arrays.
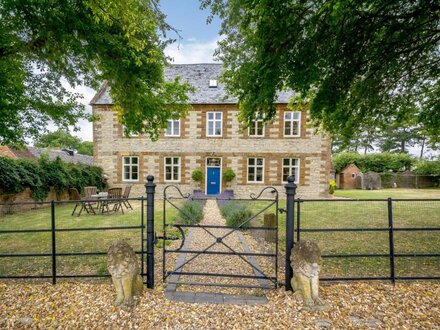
[[339, 164, 362, 189], [0, 188, 70, 215]]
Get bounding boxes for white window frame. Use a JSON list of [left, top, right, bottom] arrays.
[[165, 119, 180, 137], [247, 157, 265, 183], [283, 111, 301, 137], [164, 157, 181, 182], [248, 116, 265, 137], [282, 158, 300, 184], [122, 156, 139, 182], [206, 112, 223, 137], [121, 125, 139, 138]]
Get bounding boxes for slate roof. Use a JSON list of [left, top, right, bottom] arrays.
[[2, 146, 93, 166], [27, 147, 94, 165], [9, 148, 35, 159], [90, 63, 293, 105]]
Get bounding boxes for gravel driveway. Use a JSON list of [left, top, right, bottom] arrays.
[[1, 282, 438, 328]]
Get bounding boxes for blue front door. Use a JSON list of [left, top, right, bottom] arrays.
[[207, 167, 221, 195]]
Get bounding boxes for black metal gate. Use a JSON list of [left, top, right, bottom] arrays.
[[160, 185, 279, 290]]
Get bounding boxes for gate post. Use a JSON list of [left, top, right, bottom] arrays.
[[145, 175, 156, 289], [285, 176, 297, 290]]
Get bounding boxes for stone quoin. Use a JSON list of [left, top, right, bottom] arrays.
[[90, 63, 331, 198]]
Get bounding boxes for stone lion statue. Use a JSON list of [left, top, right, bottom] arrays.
[[290, 240, 331, 311], [107, 240, 144, 309]]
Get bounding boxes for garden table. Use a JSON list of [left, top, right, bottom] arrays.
[[90, 192, 108, 213]]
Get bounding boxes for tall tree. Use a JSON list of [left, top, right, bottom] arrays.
[[0, 0, 192, 145], [201, 0, 440, 143], [76, 141, 94, 156], [34, 130, 94, 155], [34, 130, 82, 150], [378, 126, 422, 154]]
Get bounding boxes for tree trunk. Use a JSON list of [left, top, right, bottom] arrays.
[[420, 138, 425, 159]]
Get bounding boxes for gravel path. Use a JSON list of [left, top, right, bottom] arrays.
[[1, 282, 438, 328], [172, 200, 271, 295]]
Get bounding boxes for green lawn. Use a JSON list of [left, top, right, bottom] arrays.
[[245, 195, 439, 279], [1, 194, 439, 281], [0, 199, 182, 278], [334, 188, 440, 199]]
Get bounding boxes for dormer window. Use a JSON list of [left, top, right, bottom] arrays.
[[209, 79, 218, 88]]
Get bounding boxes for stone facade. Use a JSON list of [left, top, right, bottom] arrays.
[[91, 64, 331, 198]]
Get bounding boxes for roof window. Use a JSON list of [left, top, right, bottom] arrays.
[[209, 79, 218, 88]]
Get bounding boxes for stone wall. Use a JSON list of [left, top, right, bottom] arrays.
[[93, 104, 331, 198]]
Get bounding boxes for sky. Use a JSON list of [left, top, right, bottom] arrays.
[[67, 0, 221, 142], [58, 2, 436, 157]]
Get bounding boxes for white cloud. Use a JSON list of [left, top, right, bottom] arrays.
[[165, 36, 221, 64], [65, 84, 95, 142]]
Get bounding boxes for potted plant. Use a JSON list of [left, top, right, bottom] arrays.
[[191, 169, 203, 194], [223, 168, 236, 192]]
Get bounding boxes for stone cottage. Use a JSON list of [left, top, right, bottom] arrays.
[[90, 63, 331, 198]]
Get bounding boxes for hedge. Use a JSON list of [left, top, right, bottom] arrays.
[[0, 155, 103, 201], [333, 152, 415, 173], [413, 159, 440, 176]]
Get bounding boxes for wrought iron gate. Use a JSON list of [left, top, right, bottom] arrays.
[[160, 186, 279, 290]]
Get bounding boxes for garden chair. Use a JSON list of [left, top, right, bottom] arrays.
[[122, 185, 133, 210], [84, 186, 97, 198], [84, 186, 98, 210], [101, 187, 124, 214], [69, 188, 96, 216]]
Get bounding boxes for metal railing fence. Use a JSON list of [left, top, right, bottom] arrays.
[[0, 197, 147, 284], [284, 175, 439, 289]]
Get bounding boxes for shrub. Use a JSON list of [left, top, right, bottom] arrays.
[[220, 200, 241, 218], [177, 200, 204, 225], [220, 201, 253, 228], [225, 207, 253, 228], [329, 180, 336, 194], [191, 168, 203, 182], [0, 157, 24, 195], [223, 168, 236, 182]]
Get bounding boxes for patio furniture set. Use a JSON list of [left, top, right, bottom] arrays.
[[69, 186, 133, 216]]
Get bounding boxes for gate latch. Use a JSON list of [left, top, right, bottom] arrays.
[[278, 208, 286, 214], [153, 224, 185, 252], [154, 232, 181, 244]]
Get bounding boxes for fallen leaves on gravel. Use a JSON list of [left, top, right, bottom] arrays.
[[1, 282, 439, 329]]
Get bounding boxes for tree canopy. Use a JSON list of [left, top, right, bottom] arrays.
[[34, 129, 93, 155], [1, 0, 192, 145], [201, 0, 440, 143]]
